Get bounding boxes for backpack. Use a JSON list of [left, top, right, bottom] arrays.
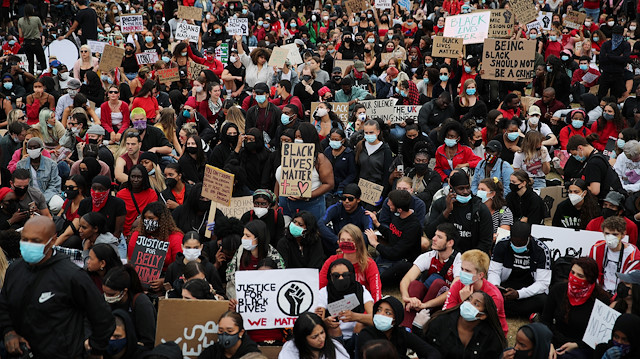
[[579, 152, 623, 194]]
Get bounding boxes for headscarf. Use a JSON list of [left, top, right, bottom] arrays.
[[612, 34, 623, 50], [326, 259, 365, 313], [81, 157, 102, 184], [372, 296, 405, 329], [608, 313, 640, 356], [520, 323, 553, 359], [253, 189, 276, 206]]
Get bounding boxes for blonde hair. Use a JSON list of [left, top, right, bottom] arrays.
[[148, 164, 167, 192], [225, 106, 246, 134], [22, 127, 44, 156], [337, 224, 370, 271], [521, 131, 545, 163], [461, 249, 490, 276], [0, 250, 8, 289]]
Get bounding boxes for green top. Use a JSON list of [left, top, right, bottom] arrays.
[[18, 16, 42, 40]]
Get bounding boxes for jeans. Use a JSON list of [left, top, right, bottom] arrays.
[[532, 177, 547, 190], [279, 195, 326, 222], [390, 126, 406, 140], [118, 234, 128, 260], [584, 8, 600, 21]]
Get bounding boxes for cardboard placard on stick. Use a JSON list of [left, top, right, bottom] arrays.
[[443, 12, 491, 44], [130, 235, 168, 285], [90, 2, 106, 20], [333, 60, 354, 75], [489, 10, 514, 39], [136, 52, 159, 65], [120, 14, 144, 33], [157, 68, 180, 82], [177, 5, 203, 20], [175, 23, 200, 43], [432, 36, 463, 58], [538, 11, 553, 30], [563, 10, 587, 29], [155, 299, 230, 358], [482, 38, 536, 81], [358, 179, 384, 206], [189, 61, 209, 80], [380, 53, 395, 65], [375, 0, 392, 9], [280, 143, 314, 198], [269, 47, 290, 68], [202, 165, 234, 206], [344, 0, 369, 16], [99, 45, 125, 74], [510, 0, 538, 24]]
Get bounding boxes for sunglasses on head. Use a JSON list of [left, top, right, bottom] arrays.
[[126, 131, 140, 138]]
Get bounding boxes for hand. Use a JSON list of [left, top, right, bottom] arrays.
[[149, 278, 164, 292], [404, 296, 422, 310], [364, 228, 379, 247], [228, 299, 238, 311], [504, 288, 519, 300], [390, 168, 403, 179], [314, 306, 326, 318], [412, 309, 431, 329], [549, 344, 557, 359], [364, 210, 379, 227], [444, 192, 456, 217], [324, 315, 340, 329], [57, 35, 65, 41], [502, 348, 515, 359], [4, 331, 29, 355], [234, 34, 242, 42], [338, 310, 357, 322], [165, 199, 179, 210], [8, 210, 28, 225], [215, 247, 227, 267], [459, 284, 473, 302], [556, 342, 578, 355]]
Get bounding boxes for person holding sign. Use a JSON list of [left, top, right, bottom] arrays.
[[541, 257, 610, 358], [186, 43, 225, 77], [235, 35, 274, 88], [593, 313, 640, 359], [354, 120, 393, 199]]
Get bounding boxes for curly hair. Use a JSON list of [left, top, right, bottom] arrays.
[[249, 47, 271, 65], [138, 201, 183, 241]]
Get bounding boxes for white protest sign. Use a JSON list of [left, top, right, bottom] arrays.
[[228, 17, 249, 35], [15, 54, 29, 71], [136, 52, 159, 65], [375, 0, 392, 9], [120, 14, 144, 33], [175, 23, 200, 43], [583, 299, 621, 349], [236, 268, 319, 329], [281, 43, 303, 65], [392, 105, 421, 125], [327, 294, 360, 316], [526, 20, 542, 32], [360, 98, 398, 124], [87, 40, 107, 54], [582, 72, 599, 83], [538, 11, 553, 31], [443, 12, 490, 44], [530, 225, 602, 262]]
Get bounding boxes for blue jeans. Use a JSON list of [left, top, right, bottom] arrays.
[[584, 8, 599, 21], [118, 234, 128, 259], [532, 177, 546, 190], [125, 73, 137, 81], [279, 195, 326, 221]]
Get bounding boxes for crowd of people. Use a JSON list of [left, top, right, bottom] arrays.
[[0, 0, 640, 358]]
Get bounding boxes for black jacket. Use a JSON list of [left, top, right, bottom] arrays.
[[198, 335, 260, 359], [164, 253, 224, 295], [245, 102, 282, 143], [0, 253, 115, 358], [276, 234, 326, 269], [359, 326, 441, 359], [109, 292, 157, 349], [506, 187, 546, 225], [176, 112, 215, 145]]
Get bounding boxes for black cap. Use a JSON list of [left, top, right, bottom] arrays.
[[341, 77, 352, 86], [253, 82, 269, 94], [343, 183, 361, 198], [486, 140, 502, 154], [332, 67, 342, 74], [510, 221, 531, 241]]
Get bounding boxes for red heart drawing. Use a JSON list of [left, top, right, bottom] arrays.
[[298, 182, 310, 195]]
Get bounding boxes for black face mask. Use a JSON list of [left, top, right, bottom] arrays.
[[165, 178, 178, 189], [514, 349, 533, 359], [333, 76, 342, 82], [509, 183, 521, 194], [125, 49, 134, 55], [227, 134, 238, 145], [473, 139, 482, 147], [245, 142, 260, 152], [185, 146, 198, 154], [333, 278, 351, 292], [13, 186, 28, 198], [414, 163, 428, 175], [302, 75, 311, 82], [65, 189, 79, 199], [198, 199, 211, 211], [602, 207, 618, 219], [616, 282, 630, 299], [88, 138, 98, 145]]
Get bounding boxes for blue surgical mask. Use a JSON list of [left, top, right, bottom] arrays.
[[573, 153, 586, 162], [214, 28, 222, 34], [8, 40, 15, 46], [183, 109, 191, 118], [258, 20, 264, 26], [101, 75, 109, 82], [289, 222, 304, 237], [561, 55, 569, 61], [444, 138, 457, 147], [425, 62, 433, 67], [511, 241, 528, 253], [507, 132, 520, 141], [373, 314, 393, 331], [148, 168, 156, 176], [549, 35, 557, 41], [579, 64, 589, 71], [572, 119, 583, 129], [368, 38, 375, 43], [423, 77, 429, 84], [466, 88, 476, 96], [255, 94, 266, 103], [456, 194, 471, 203], [181, 52, 188, 57], [476, 190, 490, 203], [145, 36, 153, 43], [364, 134, 377, 143], [460, 301, 481, 321], [546, 65, 553, 73], [593, 36, 599, 42], [3, 82, 12, 90], [162, 56, 171, 63], [530, 33, 537, 40], [281, 114, 291, 125], [400, 90, 408, 97], [290, 23, 297, 28], [459, 271, 475, 285], [439, 74, 449, 82], [603, 113, 614, 121], [52, 68, 58, 76], [20, 236, 53, 264], [618, 139, 626, 149], [464, 66, 472, 73], [242, 9, 248, 14], [329, 140, 342, 149]]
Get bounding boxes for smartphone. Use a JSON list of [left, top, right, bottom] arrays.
[[28, 201, 37, 215], [397, 164, 404, 173]]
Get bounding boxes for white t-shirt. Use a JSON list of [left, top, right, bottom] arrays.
[[603, 246, 638, 292], [316, 287, 373, 339], [513, 149, 551, 178], [278, 339, 350, 359]]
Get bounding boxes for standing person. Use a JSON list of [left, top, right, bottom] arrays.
[[17, 5, 45, 75], [59, 0, 98, 44], [598, 26, 631, 100], [0, 216, 115, 358]]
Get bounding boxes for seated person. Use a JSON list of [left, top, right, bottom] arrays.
[[240, 189, 285, 248], [12, 168, 52, 220], [318, 183, 373, 254], [159, 163, 192, 211], [588, 216, 640, 295], [365, 190, 422, 285], [15, 137, 61, 204], [488, 221, 551, 317], [69, 144, 111, 178], [443, 249, 509, 336], [425, 170, 493, 255], [277, 211, 326, 269], [567, 135, 622, 200], [506, 170, 546, 225], [78, 212, 119, 266], [502, 323, 553, 359], [613, 140, 640, 193], [471, 140, 514, 196], [593, 314, 640, 359], [379, 177, 427, 228], [552, 178, 600, 230], [399, 222, 461, 327], [587, 191, 638, 246], [279, 312, 350, 359], [400, 144, 441, 210]]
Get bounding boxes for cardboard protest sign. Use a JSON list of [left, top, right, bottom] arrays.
[[358, 178, 384, 206], [90, 2, 106, 20], [215, 196, 254, 219], [583, 299, 621, 349], [380, 52, 395, 65], [236, 268, 319, 329], [156, 299, 229, 358], [530, 225, 602, 262], [310, 102, 350, 124], [563, 10, 586, 29], [177, 5, 203, 20], [228, 18, 249, 36], [130, 236, 168, 285], [344, 0, 369, 16], [87, 40, 107, 54], [280, 143, 314, 198], [510, 0, 538, 24], [333, 60, 354, 74], [538, 185, 566, 220], [482, 38, 536, 81], [202, 165, 234, 205], [520, 96, 540, 113], [376, 0, 392, 9], [189, 61, 209, 80], [489, 10, 514, 39], [443, 12, 491, 44], [120, 14, 144, 33], [269, 47, 290, 68], [136, 52, 159, 66], [432, 36, 463, 58], [281, 43, 303, 65], [538, 11, 553, 30], [157, 68, 180, 82], [99, 45, 125, 74], [175, 23, 200, 43], [360, 98, 398, 123], [392, 105, 421, 125]]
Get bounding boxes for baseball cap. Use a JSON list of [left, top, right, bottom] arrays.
[[86, 125, 105, 136], [604, 191, 625, 208], [354, 60, 365, 72], [617, 271, 640, 285], [529, 105, 541, 116], [253, 82, 269, 94], [68, 78, 82, 89], [486, 140, 502, 154]]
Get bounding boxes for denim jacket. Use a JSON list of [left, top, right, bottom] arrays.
[[471, 158, 514, 196], [16, 156, 61, 203]]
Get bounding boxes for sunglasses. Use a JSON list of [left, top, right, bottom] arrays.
[[331, 272, 351, 281], [341, 195, 356, 202], [80, 50, 89, 53], [108, 90, 119, 94], [126, 131, 140, 137]]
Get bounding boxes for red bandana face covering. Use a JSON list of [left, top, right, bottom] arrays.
[[567, 272, 595, 306], [91, 190, 109, 212]]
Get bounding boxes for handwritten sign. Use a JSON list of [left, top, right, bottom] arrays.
[[510, 0, 537, 24], [156, 299, 229, 358], [526, 20, 542, 32], [358, 178, 384, 206], [443, 12, 491, 44], [432, 36, 463, 58], [90, 2, 106, 20], [269, 47, 290, 68], [327, 294, 360, 316], [333, 60, 354, 74], [136, 52, 159, 65], [583, 299, 621, 349], [120, 14, 144, 33], [236, 268, 319, 329], [157, 68, 180, 82], [375, 0, 392, 9], [398, 0, 412, 11], [99, 44, 125, 74], [215, 196, 254, 220], [530, 225, 602, 263], [177, 5, 203, 20], [344, 0, 369, 16], [360, 98, 398, 123], [87, 40, 107, 54], [538, 11, 553, 30], [489, 10, 514, 39], [310, 102, 350, 124], [280, 143, 314, 198], [227, 18, 249, 36], [563, 10, 587, 29], [281, 43, 303, 65], [189, 61, 209, 80], [202, 165, 234, 206], [175, 23, 200, 43], [392, 105, 421, 125], [130, 235, 168, 285], [482, 38, 536, 81]]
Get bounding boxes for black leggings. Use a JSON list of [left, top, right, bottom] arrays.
[[22, 39, 46, 74]]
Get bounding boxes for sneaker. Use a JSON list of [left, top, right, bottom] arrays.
[[529, 312, 540, 322]]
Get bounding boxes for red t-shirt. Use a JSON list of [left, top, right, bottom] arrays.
[[116, 188, 158, 236], [444, 279, 509, 336], [131, 96, 159, 121], [127, 230, 183, 270], [172, 186, 186, 205], [318, 254, 382, 302]]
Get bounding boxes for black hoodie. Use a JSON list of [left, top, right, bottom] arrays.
[[198, 334, 260, 359], [594, 313, 640, 359], [164, 253, 224, 296], [108, 309, 148, 359]]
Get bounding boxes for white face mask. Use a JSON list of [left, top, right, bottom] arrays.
[[27, 148, 42, 159], [608, 21, 615, 26], [315, 108, 328, 117], [60, 73, 69, 81], [253, 207, 268, 218], [529, 116, 539, 126], [568, 192, 584, 206], [605, 234, 620, 249], [229, 56, 237, 63], [242, 238, 257, 251], [194, 86, 203, 93], [294, 139, 304, 143], [630, 26, 637, 31], [104, 291, 124, 303], [183, 248, 202, 261]]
